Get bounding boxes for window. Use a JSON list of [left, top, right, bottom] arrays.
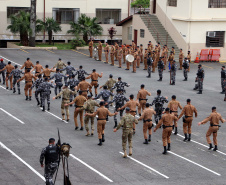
[[206, 31, 225, 47], [168, 0, 177, 7], [7, 7, 30, 23], [209, 0, 226, 8], [128, 26, 132, 40], [140, 29, 145, 38], [96, 9, 121, 24], [52, 8, 80, 24]]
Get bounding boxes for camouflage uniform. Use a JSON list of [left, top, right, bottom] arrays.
[[111, 80, 129, 94], [170, 63, 177, 84], [0, 61, 6, 84], [8, 68, 23, 93], [40, 144, 59, 185], [31, 78, 44, 106], [157, 60, 164, 80], [182, 59, 189, 80], [102, 78, 116, 102], [68, 77, 79, 102], [49, 72, 67, 96], [147, 56, 153, 77], [60, 65, 76, 84], [53, 60, 66, 73], [80, 99, 99, 134], [116, 113, 138, 151], [221, 69, 226, 93], [196, 68, 205, 91], [151, 95, 168, 124], [94, 89, 114, 109], [74, 69, 89, 82]]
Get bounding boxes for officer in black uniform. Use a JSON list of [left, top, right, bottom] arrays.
[[170, 60, 177, 85], [31, 74, 43, 106], [8, 65, 23, 94], [220, 66, 226, 94], [182, 57, 189, 81], [146, 52, 153, 78], [194, 64, 205, 94], [40, 138, 60, 185], [157, 57, 164, 81], [0, 58, 6, 84]]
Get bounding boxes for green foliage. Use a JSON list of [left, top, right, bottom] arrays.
[[67, 14, 103, 43], [70, 37, 86, 49], [131, 0, 150, 8]]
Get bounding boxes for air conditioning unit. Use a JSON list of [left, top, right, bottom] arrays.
[[207, 31, 216, 37]]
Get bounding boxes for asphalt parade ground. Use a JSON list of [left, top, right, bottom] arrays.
[[0, 48, 225, 185]]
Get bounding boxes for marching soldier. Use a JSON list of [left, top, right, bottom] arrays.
[[65, 91, 87, 130], [132, 40, 136, 50], [53, 84, 76, 121], [193, 64, 205, 94], [21, 58, 34, 73], [77, 77, 92, 98], [118, 46, 123, 68], [98, 41, 102, 61], [143, 49, 148, 70], [17, 69, 36, 100], [80, 95, 99, 136], [41, 65, 54, 79], [31, 74, 43, 106], [136, 46, 141, 68], [132, 49, 137, 73], [138, 103, 156, 144], [171, 47, 175, 56], [187, 51, 191, 72], [168, 51, 174, 69], [8, 65, 23, 94], [110, 44, 115, 66], [170, 60, 177, 85], [60, 61, 76, 84], [220, 66, 226, 94], [152, 50, 156, 72], [0, 58, 6, 84], [157, 57, 164, 81], [136, 84, 151, 116], [40, 138, 59, 185], [125, 46, 131, 70], [104, 43, 110, 63], [74, 65, 89, 82], [68, 74, 79, 106], [167, 95, 182, 135], [31, 61, 44, 76], [151, 90, 168, 125], [118, 94, 140, 134], [182, 57, 189, 81], [178, 99, 197, 141], [89, 39, 93, 58], [109, 89, 129, 128], [85, 101, 117, 146], [114, 107, 138, 157], [49, 69, 68, 97], [53, 58, 66, 72], [111, 77, 130, 94], [154, 108, 178, 154], [86, 69, 103, 97], [179, 49, 184, 70], [0, 61, 14, 90], [140, 44, 144, 63], [37, 77, 55, 111], [122, 44, 127, 63], [114, 42, 119, 61], [146, 52, 153, 78], [148, 41, 153, 51], [198, 106, 225, 151]]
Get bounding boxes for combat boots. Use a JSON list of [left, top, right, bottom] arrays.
[[220, 90, 225, 94], [213, 145, 218, 151], [25, 96, 28, 100], [143, 139, 148, 144], [148, 135, 151, 142], [129, 147, 132, 156], [167, 143, 171, 151], [123, 150, 127, 158], [208, 143, 213, 150], [146, 74, 151, 78], [66, 115, 70, 122], [197, 90, 202, 94], [98, 139, 102, 146], [42, 106, 45, 112], [62, 114, 65, 120], [183, 134, 188, 141], [183, 78, 187, 81], [174, 127, 178, 135], [102, 134, 105, 142], [114, 121, 117, 128], [162, 146, 167, 154], [90, 92, 93, 97], [47, 103, 50, 111], [13, 88, 16, 93], [85, 131, 90, 136], [29, 96, 32, 101], [37, 99, 40, 106], [188, 134, 191, 141], [18, 89, 20, 94], [157, 77, 162, 81]]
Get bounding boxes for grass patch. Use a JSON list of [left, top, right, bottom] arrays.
[[15, 42, 73, 50]]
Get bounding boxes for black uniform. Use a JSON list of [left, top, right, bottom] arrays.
[[60, 65, 76, 84], [147, 56, 153, 78], [8, 68, 23, 94], [31, 78, 44, 106], [221, 69, 226, 93], [68, 78, 79, 102], [170, 63, 177, 85], [157, 60, 164, 81], [111, 80, 129, 94], [194, 68, 205, 93], [0, 61, 6, 84], [74, 69, 89, 81], [49, 72, 67, 96]]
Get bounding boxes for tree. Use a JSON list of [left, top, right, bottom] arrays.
[[7, 11, 31, 46], [37, 18, 62, 45], [131, 0, 150, 12], [108, 27, 117, 44], [67, 14, 103, 43], [29, 0, 37, 47]]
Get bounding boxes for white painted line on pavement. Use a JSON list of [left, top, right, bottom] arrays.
[[0, 108, 25, 124], [175, 132, 226, 156], [39, 107, 68, 123], [0, 55, 22, 66], [0, 141, 45, 181], [70, 154, 113, 182], [119, 152, 169, 179], [168, 151, 221, 176], [0, 85, 9, 91]]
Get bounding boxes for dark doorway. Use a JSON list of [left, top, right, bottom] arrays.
[[134, 30, 138, 45], [153, 0, 157, 14]]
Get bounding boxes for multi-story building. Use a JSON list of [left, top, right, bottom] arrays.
[[0, 0, 130, 47]]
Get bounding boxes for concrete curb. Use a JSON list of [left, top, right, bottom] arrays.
[[7, 42, 57, 50]]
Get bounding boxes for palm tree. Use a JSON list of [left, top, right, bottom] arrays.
[[7, 11, 31, 46], [67, 14, 103, 43], [37, 18, 62, 45]]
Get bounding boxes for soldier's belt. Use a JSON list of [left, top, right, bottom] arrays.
[[25, 67, 31, 69], [170, 110, 178, 113], [162, 125, 173, 129], [210, 124, 221, 127], [25, 81, 32, 83], [62, 98, 70, 100], [97, 118, 106, 120], [139, 99, 148, 101], [43, 75, 50, 77], [130, 110, 136, 113], [55, 80, 62, 83], [35, 71, 40, 74], [92, 80, 98, 82], [185, 115, 192, 118], [144, 119, 152, 122], [75, 106, 83, 108]]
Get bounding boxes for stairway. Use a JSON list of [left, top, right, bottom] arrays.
[[140, 14, 180, 61]]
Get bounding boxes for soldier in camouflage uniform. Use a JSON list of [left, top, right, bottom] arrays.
[[49, 69, 68, 97], [0, 58, 6, 84], [182, 57, 189, 81], [8, 65, 23, 94], [114, 107, 138, 158], [40, 138, 59, 185], [111, 77, 130, 94], [157, 57, 164, 81], [193, 64, 205, 94], [53, 58, 66, 73], [74, 65, 89, 82], [109, 89, 129, 128], [170, 60, 177, 85], [31, 74, 43, 106], [80, 95, 99, 136], [68, 74, 79, 105], [146, 53, 153, 78], [151, 90, 168, 125], [100, 74, 116, 105], [53, 84, 76, 121], [37, 77, 55, 111], [60, 61, 76, 85], [220, 66, 226, 94]]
